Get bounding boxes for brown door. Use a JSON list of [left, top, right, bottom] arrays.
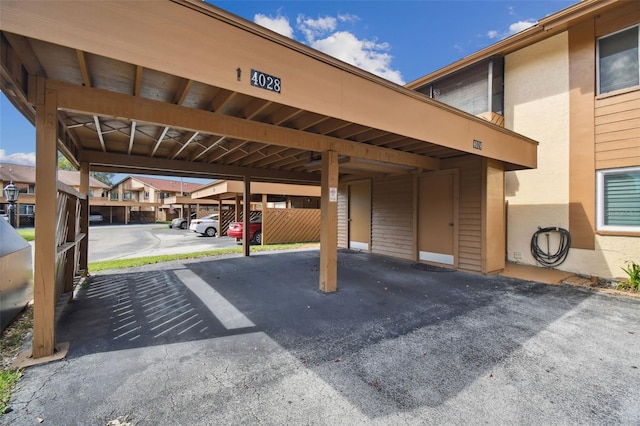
[[349, 180, 371, 251], [418, 172, 456, 266]]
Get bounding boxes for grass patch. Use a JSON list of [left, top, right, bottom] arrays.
[[88, 242, 318, 272], [16, 229, 35, 242], [0, 369, 22, 415], [1, 306, 33, 417]]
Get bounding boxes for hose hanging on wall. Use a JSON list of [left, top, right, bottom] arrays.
[[530, 227, 571, 267]]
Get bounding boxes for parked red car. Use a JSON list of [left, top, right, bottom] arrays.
[[227, 215, 262, 244]]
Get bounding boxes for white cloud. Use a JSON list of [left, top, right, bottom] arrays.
[[253, 13, 294, 38], [310, 31, 404, 85], [296, 15, 337, 43], [486, 19, 537, 41], [509, 20, 537, 34], [0, 149, 35, 166], [253, 11, 405, 85]]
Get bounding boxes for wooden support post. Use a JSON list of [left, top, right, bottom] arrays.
[[242, 175, 251, 257], [320, 150, 338, 292], [261, 193, 268, 245], [33, 81, 58, 358], [79, 162, 89, 275]]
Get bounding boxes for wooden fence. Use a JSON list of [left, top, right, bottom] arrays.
[[55, 182, 86, 300], [263, 208, 320, 244]]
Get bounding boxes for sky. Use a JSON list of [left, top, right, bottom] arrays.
[[0, 0, 575, 181]]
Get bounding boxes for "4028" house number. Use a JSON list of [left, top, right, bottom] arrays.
[[250, 69, 281, 94]]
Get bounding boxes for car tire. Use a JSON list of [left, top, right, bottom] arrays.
[[252, 231, 262, 245], [180, 221, 187, 229], [204, 227, 217, 237]]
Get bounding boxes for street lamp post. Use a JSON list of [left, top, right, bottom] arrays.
[[3, 181, 19, 227]]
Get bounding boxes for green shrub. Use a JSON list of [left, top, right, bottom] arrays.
[[617, 261, 640, 291]]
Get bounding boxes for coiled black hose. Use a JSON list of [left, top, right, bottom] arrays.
[[530, 227, 571, 267]]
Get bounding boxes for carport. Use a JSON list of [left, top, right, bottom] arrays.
[[0, 0, 536, 358]]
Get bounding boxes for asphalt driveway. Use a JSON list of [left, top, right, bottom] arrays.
[[4, 250, 640, 425]]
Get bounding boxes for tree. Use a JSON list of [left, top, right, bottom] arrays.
[[58, 154, 114, 186]]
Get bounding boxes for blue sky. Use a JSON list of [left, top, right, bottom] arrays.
[[0, 0, 575, 174]]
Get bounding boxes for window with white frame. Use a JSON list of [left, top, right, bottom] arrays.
[[597, 166, 640, 232], [598, 25, 639, 95]]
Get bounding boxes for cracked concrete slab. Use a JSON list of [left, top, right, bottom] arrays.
[[3, 249, 640, 425]]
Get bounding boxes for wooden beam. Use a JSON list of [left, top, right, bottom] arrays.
[[319, 150, 338, 293], [33, 81, 58, 358], [3, 32, 46, 77], [79, 151, 321, 183], [49, 80, 440, 170]]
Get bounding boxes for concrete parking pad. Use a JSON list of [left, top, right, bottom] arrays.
[[4, 250, 640, 425]]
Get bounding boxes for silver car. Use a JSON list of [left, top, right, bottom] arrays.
[[189, 213, 219, 237]]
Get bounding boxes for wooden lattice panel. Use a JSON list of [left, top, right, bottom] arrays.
[[263, 208, 320, 244]]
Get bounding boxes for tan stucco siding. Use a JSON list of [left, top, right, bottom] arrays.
[[505, 31, 640, 280], [371, 175, 414, 260], [504, 33, 571, 269]]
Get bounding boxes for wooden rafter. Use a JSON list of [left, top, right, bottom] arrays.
[[134, 65, 143, 97], [208, 90, 236, 112], [150, 126, 170, 157], [76, 50, 92, 87], [81, 151, 320, 184], [205, 140, 247, 163], [49, 80, 442, 170], [243, 99, 272, 120], [93, 116, 106, 152], [174, 78, 193, 105], [170, 131, 199, 159], [191, 135, 226, 161], [128, 121, 137, 155], [252, 148, 303, 168], [237, 145, 289, 167], [270, 107, 304, 126], [3, 32, 46, 77]]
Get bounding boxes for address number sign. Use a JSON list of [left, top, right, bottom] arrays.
[[250, 69, 281, 94]]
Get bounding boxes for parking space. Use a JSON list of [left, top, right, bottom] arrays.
[[88, 224, 239, 262], [5, 250, 640, 424]]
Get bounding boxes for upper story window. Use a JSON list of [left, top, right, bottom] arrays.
[[597, 166, 640, 232], [598, 25, 639, 95], [123, 192, 132, 201], [110, 193, 119, 201], [89, 189, 94, 197], [416, 57, 504, 116], [144, 191, 150, 199]]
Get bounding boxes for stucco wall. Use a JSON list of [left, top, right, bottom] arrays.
[[504, 32, 639, 280], [504, 34, 572, 268]]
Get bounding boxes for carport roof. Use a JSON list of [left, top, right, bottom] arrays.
[[0, 0, 537, 183]]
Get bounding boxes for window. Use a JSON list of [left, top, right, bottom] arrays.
[[597, 167, 640, 232], [110, 193, 119, 201], [416, 57, 504, 116], [123, 192, 132, 201], [89, 189, 94, 197], [598, 25, 639, 94], [144, 191, 149, 199]]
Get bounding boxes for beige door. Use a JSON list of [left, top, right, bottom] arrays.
[[349, 180, 371, 251], [419, 172, 456, 266]]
